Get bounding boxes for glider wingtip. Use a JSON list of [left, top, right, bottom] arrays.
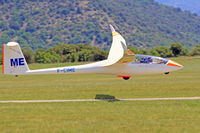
[[109, 24, 115, 32]]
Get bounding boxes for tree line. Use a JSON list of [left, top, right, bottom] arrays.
[[22, 44, 108, 64], [1, 0, 200, 51], [0, 43, 200, 65], [129, 43, 200, 58]]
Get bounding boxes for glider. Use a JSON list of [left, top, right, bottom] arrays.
[[2, 25, 183, 80]]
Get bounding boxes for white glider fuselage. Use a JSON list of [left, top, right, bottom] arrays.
[[2, 25, 183, 79], [26, 56, 182, 76]]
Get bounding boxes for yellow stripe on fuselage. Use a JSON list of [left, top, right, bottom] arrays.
[[112, 32, 120, 36]]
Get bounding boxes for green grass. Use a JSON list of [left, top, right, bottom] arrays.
[[1, 101, 200, 133], [0, 56, 199, 100], [0, 56, 200, 133]]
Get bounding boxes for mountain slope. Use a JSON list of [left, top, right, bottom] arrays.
[[155, 0, 200, 15], [0, 0, 200, 51]]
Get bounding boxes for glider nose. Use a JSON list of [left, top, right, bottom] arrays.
[[167, 60, 183, 68]]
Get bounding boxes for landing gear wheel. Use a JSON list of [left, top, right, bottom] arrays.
[[123, 77, 130, 80]]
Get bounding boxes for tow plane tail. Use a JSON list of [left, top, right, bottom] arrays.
[[2, 42, 29, 75]]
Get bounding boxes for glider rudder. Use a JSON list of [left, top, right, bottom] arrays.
[[3, 42, 29, 75]]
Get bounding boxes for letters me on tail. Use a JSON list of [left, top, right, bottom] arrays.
[[2, 25, 183, 80]]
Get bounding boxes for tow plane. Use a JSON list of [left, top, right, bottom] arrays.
[[2, 25, 183, 80]]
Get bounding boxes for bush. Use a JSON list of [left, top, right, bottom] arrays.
[[189, 45, 200, 56], [77, 49, 92, 62], [0, 54, 2, 65], [152, 46, 173, 57], [51, 44, 107, 62], [22, 48, 34, 64], [35, 49, 60, 63], [149, 49, 160, 57], [170, 43, 184, 57]]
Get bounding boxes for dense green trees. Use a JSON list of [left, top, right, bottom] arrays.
[[21, 48, 34, 64], [0, 0, 200, 52], [129, 43, 189, 58], [34, 44, 108, 63], [35, 50, 60, 63], [0, 21, 8, 31], [0, 54, 2, 65], [0, 43, 199, 65], [189, 45, 200, 56], [170, 43, 184, 57], [151, 46, 173, 57]]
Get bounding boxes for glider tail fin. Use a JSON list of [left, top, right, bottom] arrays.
[[2, 42, 29, 75]]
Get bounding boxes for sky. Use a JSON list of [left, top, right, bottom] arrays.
[[155, 0, 200, 15]]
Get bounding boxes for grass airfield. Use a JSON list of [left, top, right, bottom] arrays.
[[0, 56, 200, 133]]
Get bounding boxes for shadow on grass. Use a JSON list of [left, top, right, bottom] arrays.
[[95, 94, 120, 102]]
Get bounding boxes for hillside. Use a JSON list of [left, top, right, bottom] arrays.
[[0, 0, 200, 51], [155, 0, 200, 15]]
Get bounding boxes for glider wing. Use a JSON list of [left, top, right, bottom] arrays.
[[103, 25, 135, 66]]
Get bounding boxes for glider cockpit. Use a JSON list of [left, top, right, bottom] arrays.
[[134, 55, 169, 64]]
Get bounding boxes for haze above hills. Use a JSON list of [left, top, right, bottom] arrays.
[[0, 0, 200, 51], [155, 0, 200, 15]]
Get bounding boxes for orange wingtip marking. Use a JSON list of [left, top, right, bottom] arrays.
[[117, 75, 131, 78], [167, 62, 182, 67], [122, 61, 129, 63], [2, 44, 4, 74], [128, 50, 134, 54]]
